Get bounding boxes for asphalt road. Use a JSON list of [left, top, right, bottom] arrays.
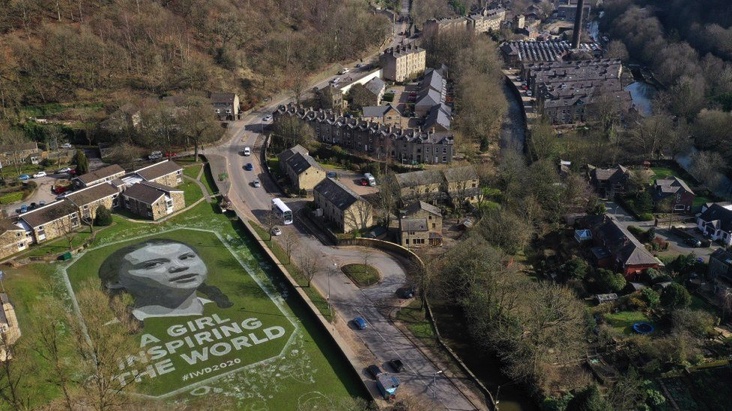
[[208, 20, 483, 411]]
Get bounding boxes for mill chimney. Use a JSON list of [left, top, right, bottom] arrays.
[[571, 0, 585, 49]]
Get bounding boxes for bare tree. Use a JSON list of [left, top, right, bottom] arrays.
[[0, 331, 34, 410], [296, 250, 322, 287], [342, 199, 373, 235], [68, 279, 140, 411], [179, 96, 222, 162], [282, 230, 299, 263]]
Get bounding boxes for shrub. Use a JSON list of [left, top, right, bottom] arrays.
[[641, 288, 661, 308], [94, 205, 113, 226], [638, 213, 654, 221], [661, 283, 691, 309], [596, 268, 627, 292]]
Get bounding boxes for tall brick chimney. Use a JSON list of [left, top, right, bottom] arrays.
[[571, 0, 585, 49]]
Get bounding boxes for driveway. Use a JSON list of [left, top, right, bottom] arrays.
[[603, 199, 720, 262]]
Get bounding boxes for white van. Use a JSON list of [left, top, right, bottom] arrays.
[[363, 173, 376, 187], [243, 147, 251, 156]]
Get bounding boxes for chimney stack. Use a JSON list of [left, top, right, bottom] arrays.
[[571, 0, 585, 49]]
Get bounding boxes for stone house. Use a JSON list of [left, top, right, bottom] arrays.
[[210, 92, 240, 121], [399, 218, 429, 248], [361, 104, 404, 127], [0, 219, 32, 260], [0, 293, 21, 361], [64, 182, 119, 222], [0, 142, 41, 167], [121, 181, 185, 221], [697, 203, 732, 247], [380, 44, 426, 82], [274, 103, 455, 165], [73, 164, 126, 189], [468, 7, 506, 33], [133, 160, 183, 187], [588, 164, 629, 198], [652, 176, 695, 213], [394, 169, 445, 203], [282, 151, 326, 192], [363, 77, 386, 106], [19, 201, 80, 244], [443, 165, 480, 205], [313, 178, 372, 233], [404, 201, 443, 233]]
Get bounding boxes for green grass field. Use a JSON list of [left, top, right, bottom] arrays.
[[2, 179, 365, 409], [603, 311, 653, 335]]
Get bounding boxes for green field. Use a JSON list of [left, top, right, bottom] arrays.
[[3, 199, 365, 409]]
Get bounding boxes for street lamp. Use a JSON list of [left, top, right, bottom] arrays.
[[432, 370, 443, 400]]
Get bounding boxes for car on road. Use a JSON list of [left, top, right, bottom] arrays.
[[56, 167, 72, 174], [244, 163, 254, 171], [388, 359, 404, 373], [367, 365, 382, 379], [242, 146, 251, 156], [18, 174, 30, 181], [262, 115, 273, 122], [271, 226, 282, 236], [353, 316, 367, 330], [330, 77, 341, 84], [396, 286, 416, 299], [19, 204, 28, 213], [326, 171, 337, 179], [252, 179, 261, 188], [684, 237, 702, 247], [33, 171, 47, 178]]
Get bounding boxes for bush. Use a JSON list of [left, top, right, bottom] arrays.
[[641, 288, 661, 308], [596, 268, 627, 292], [638, 213, 654, 221], [661, 283, 691, 309], [94, 205, 113, 226]]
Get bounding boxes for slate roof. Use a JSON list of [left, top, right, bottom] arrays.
[[123, 181, 181, 205], [416, 88, 443, 109], [400, 218, 428, 232], [443, 165, 478, 183], [133, 160, 182, 182], [698, 204, 732, 232], [20, 201, 77, 228], [278, 145, 309, 164], [404, 201, 441, 217], [364, 77, 385, 96], [0, 219, 23, 233], [76, 164, 126, 185], [65, 183, 118, 207], [591, 216, 658, 267], [422, 68, 445, 93], [424, 103, 452, 131], [590, 165, 628, 184], [394, 169, 443, 189], [210, 92, 237, 104], [362, 105, 392, 118], [286, 152, 324, 176], [654, 176, 694, 197], [314, 178, 363, 211]]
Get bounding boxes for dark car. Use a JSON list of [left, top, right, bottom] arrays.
[[326, 171, 337, 179], [396, 286, 416, 299], [684, 237, 701, 247], [367, 365, 382, 379], [244, 163, 254, 171], [389, 359, 404, 373]]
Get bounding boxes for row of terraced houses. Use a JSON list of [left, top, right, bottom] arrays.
[[274, 103, 455, 165]]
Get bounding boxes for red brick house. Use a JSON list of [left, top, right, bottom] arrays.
[[652, 176, 695, 213], [586, 215, 661, 280]]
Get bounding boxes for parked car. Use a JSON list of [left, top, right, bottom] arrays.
[[388, 359, 404, 373], [61, 143, 73, 149], [262, 115, 272, 122], [38, 201, 46, 207], [33, 171, 47, 178], [244, 163, 254, 171], [29, 202, 37, 210], [367, 365, 382, 379], [149, 151, 163, 160], [684, 237, 702, 247], [252, 179, 261, 188], [271, 226, 282, 236], [19, 204, 28, 213], [243, 147, 251, 156], [18, 174, 30, 181], [326, 171, 337, 179], [56, 167, 72, 174], [396, 286, 416, 299], [353, 316, 367, 330]]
